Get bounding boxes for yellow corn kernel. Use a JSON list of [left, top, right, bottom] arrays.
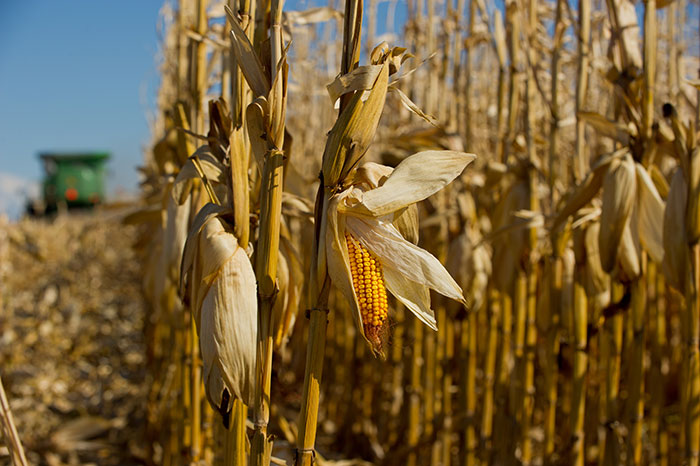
[[346, 233, 388, 348]]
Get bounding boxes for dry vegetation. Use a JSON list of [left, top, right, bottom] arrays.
[[0, 214, 147, 465], [3, 0, 700, 465]]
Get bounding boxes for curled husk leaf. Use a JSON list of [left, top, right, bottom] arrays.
[[171, 146, 227, 205], [353, 162, 420, 244]]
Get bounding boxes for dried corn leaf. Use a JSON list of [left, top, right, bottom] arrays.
[[226, 6, 270, 97], [389, 85, 439, 126], [327, 65, 384, 103], [618, 217, 641, 280], [283, 7, 342, 26], [584, 222, 610, 310], [649, 164, 669, 199], [578, 111, 632, 145], [172, 147, 226, 204], [246, 97, 270, 173]]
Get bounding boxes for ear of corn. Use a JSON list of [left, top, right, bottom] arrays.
[[346, 233, 389, 349]]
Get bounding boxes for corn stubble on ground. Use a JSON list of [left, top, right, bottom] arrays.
[[0, 214, 147, 465]]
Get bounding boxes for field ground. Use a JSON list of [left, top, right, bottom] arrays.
[[0, 213, 148, 466]]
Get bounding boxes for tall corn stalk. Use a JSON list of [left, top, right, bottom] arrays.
[[250, 0, 287, 461], [295, 1, 363, 464]]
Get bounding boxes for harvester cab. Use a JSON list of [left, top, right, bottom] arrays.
[[31, 152, 110, 214]]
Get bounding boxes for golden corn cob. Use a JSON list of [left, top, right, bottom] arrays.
[[346, 233, 388, 348]]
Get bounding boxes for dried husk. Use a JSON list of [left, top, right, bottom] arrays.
[[155, 193, 191, 317], [353, 162, 419, 243], [599, 154, 636, 272], [273, 234, 303, 349], [584, 221, 611, 310], [321, 63, 390, 187], [551, 149, 624, 232], [561, 247, 576, 323], [181, 210, 257, 412], [635, 163, 665, 264], [393, 204, 420, 245], [446, 228, 491, 313], [578, 111, 632, 145], [171, 147, 227, 205], [617, 218, 641, 281], [649, 164, 670, 199], [271, 250, 290, 347]]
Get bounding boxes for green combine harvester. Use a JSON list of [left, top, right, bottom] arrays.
[[30, 152, 110, 214]]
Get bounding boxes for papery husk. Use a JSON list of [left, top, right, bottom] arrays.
[[663, 168, 689, 292], [184, 214, 258, 412], [156, 194, 191, 313], [617, 218, 641, 281], [446, 228, 491, 314], [352, 162, 420, 244], [273, 234, 303, 349], [393, 204, 420, 245], [271, 250, 290, 347], [599, 154, 636, 272], [584, 222, 611, 310], [199, 244, 258, 411], [635, 163, 665, 264], [649, 164, 670, 199], [352, 161, 394, 188], [561, 247, 576, 323], [550, 149, 624, 232], [347, 151, 476, 217]]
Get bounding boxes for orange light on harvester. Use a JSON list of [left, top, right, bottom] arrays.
[[65, 188, 78, 201]]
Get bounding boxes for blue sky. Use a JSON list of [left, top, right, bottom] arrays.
[[0, 1, 164, 215]]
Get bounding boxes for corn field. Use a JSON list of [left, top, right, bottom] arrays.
[[3, 0, 700, 465]]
